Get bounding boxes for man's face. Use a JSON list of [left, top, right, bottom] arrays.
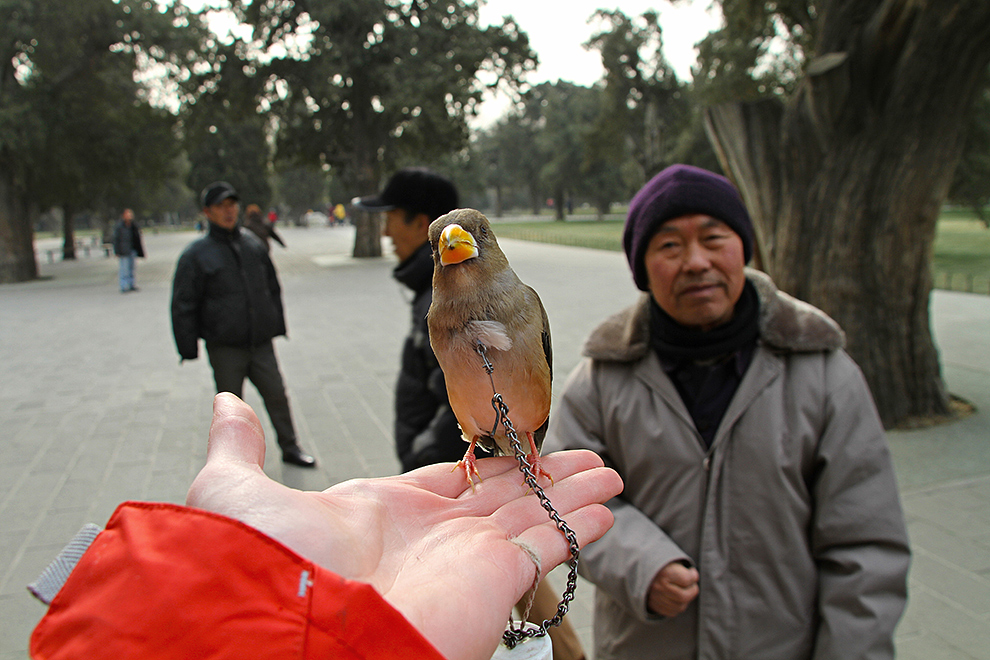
[[205, 198, 239, 231], [122, 209, 134, 224], [383, 209, 429, 262], [644, 214, 746, 331]]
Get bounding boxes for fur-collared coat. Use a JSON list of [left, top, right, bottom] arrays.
[[545, 269, 910, 660]]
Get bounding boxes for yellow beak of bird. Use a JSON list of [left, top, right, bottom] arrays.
[[438, 224, 479, 266]]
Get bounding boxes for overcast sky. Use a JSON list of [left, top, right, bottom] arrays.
[[474, 0, 720, 125], [478, 0, 720, 85]]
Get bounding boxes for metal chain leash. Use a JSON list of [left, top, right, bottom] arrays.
[[474, 342, 582, 650]]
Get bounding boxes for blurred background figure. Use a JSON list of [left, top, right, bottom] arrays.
[[112, 208, 144, 293], [243, 203, 286, 252]]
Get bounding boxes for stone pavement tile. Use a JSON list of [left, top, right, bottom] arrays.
[[0, 594, 46, 656], [897, 632, 980, 660], [0, 530, 30, 579], [897, 582, 990, 659], [908, 546, 990, 617], [2, 542, 71, 600], [904, 486, 990, 541], [0, 465, 24, 502], [0, 472, 64, 531], [888, 404, 990, 491], [907, 518, 990, 575], [25, 509, 94, 550], [50, 478, 102, 511]]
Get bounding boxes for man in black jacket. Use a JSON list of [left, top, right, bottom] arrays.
[[354, 168, 482, 472], [171, 182, 315, 467]]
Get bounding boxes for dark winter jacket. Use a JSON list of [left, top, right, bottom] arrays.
[[112, 221, 144, 258], [170, 223, 286, 361], [393, 242, 477, 471]]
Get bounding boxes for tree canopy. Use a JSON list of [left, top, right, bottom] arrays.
[[0, 0, 207, 276], [222, 0, 537, 256]]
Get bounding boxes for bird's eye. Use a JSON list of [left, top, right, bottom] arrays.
[[480, 226, 488, 236]]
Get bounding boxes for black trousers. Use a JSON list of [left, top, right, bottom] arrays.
[[206, 341, 298, 450]]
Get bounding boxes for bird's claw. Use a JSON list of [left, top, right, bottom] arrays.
[[525, 453, 554, 487], [453, 453, 482, 491]]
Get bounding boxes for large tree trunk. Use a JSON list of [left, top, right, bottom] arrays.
[[348, 122, 382, 259], [704, 0, 990, 427], [493, 182, 504, 218], [61, 205, 76, 260], [0, 171, 38, 283], [528, 185, 541, 216]]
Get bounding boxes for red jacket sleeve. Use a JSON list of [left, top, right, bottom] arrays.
[[30, 502, 446, 660]]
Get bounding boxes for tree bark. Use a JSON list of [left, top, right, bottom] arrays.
[[61, 206, 76, 261], [0, 171, 38, 284], [493, 183, 503, 218], [704, 0, 990, 427], [348, 127, 382, 259]]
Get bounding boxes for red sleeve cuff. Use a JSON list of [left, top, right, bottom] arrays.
[[31, 502, 445, 660]]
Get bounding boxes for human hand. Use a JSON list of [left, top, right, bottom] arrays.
[[647, 561, 700, 617], [186, 393, 622, 660]]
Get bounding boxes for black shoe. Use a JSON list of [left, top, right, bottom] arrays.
[[282, 446, 316, 467]]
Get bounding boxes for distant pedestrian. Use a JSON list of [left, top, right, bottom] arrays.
[[171, 182, 316, 468], [243, 203, 286, 252], [112, 208, 144, 293]]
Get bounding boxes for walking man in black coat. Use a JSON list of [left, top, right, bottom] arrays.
[[171, 182, 316, 467]]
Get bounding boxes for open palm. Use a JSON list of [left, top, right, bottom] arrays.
[[187, 394, 620, 660]]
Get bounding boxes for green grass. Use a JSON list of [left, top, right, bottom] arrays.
[[491, 210, 990, 295], [932, 217, 990, 294], [492, 217, 627, 252]]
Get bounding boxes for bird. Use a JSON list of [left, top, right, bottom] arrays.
[[426, 208, 553, 488]]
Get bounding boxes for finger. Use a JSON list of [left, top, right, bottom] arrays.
[[489, 464, 622, 535], [507, 503, 615, 582], [206, 392, 267, 469], [663, 563, 698, 587], [460, 450, 610, 515], [394, 456, 521, 500], [397, 449, 607, 504]]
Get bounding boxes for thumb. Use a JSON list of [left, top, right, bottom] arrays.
[[206, 392, 267, 469]]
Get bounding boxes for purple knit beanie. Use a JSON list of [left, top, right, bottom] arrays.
[[622, 164, 754, 291]]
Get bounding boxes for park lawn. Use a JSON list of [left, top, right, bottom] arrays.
[[492, 210, 990, 293], [934, 217, 990, 276]]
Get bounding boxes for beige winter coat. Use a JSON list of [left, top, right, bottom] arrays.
[[545, 269, 909, 660]]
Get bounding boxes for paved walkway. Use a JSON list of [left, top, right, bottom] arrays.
[[1, 225, 988, 658]]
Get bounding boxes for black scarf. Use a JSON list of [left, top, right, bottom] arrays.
[[650, 280, 760, 448], [393, 242, 434, 296], [649, 279, 760, 363]]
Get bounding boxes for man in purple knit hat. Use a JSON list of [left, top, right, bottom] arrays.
[[545, 164, 910, 659]]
